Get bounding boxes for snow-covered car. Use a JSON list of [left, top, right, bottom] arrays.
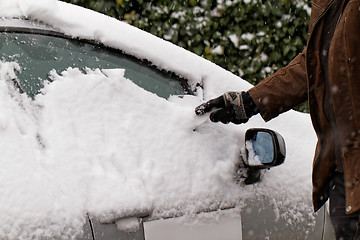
[[0, 0, 335, 239]]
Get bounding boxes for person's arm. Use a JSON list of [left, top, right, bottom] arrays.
[[248, 49, 308, 122], [195, 49, 308, 123]]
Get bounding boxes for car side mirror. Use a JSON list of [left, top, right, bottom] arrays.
[[242, 128, 286, 169]]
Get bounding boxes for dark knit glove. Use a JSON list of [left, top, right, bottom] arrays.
[[195, 91, 259, 124]]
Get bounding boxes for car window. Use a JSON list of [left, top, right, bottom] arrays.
[[0, 32, 187, 98]]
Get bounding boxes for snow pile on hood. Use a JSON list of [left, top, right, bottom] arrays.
[[0, 0, 318, 239]]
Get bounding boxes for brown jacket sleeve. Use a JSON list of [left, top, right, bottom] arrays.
[[248, 49, 308, 122]]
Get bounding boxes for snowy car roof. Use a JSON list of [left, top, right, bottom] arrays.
[[0, 0, 318, 239], [0, 0, 253, 98]]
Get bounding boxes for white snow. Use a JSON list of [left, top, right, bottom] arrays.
[[0, 0, 317, 239], [241, 33, 255, 41], [210, 45, 224, 54], [229, 34, 239, 48], [244, 141, 262, 166]]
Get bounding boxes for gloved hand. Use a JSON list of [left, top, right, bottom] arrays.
[[195, 91, 258, 124]]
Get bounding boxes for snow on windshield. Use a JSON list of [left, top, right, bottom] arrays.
[[0, 0, 318, 239]]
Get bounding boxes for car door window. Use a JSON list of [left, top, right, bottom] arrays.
[[0, 32, 187, 98]]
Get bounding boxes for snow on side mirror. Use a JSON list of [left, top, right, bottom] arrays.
[[242, 128, 286, 169]]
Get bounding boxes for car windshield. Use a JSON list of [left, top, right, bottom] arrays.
[[0, 32, 186, 98]]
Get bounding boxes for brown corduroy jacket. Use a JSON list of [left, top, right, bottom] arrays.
[[248, 0, 360, 214]]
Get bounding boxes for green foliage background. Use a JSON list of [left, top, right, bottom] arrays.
[[62, 0, 311, 111]]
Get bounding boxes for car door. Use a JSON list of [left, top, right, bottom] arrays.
[[0, 18, 334, 240]]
